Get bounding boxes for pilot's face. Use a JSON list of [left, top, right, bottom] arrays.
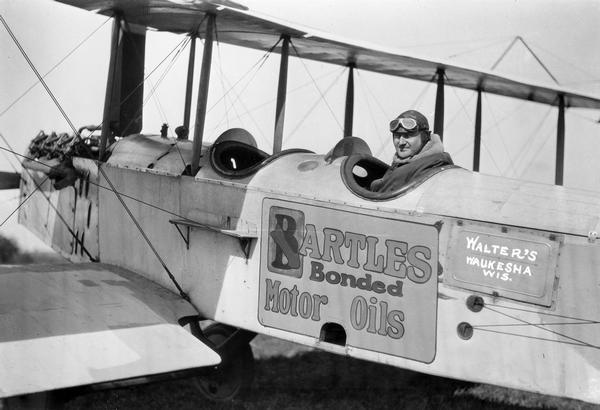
[[392, 130, 425, 160]]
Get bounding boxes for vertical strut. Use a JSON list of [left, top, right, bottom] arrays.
[[555, 95, 565, 186], [473, 89, 482, 172], [182, 34, 196, 139], [100, 15, 121, 159], [273, 35, 290, 154], [434, 68, 445, 139], [191, 14, 215, 174], [344, 63, 355, 137]]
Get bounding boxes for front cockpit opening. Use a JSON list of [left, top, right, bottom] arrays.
[[209, 128, 270, 178], [209, 128, 314, 178]]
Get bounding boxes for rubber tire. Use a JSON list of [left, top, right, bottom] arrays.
[[192, 324, 254, 402]]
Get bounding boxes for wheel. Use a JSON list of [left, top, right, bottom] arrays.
[[192, 324, 254, 402]]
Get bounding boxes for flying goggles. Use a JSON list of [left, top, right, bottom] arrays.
[[389, 117, 426, 133]]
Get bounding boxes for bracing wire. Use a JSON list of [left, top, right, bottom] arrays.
[[203, 38, 281, 146], [0, 146, 193, 222], [516, 127, 555, 180], [480, 139, 504, 175], [284, 67, 346, 145], [289, 40, 343, 132], [0, 133, 21, 173], [0, 16, 111, 118], [356, 70, 393, 120], [355, 69, 386, 157], [115, 34, 192, 136], [213, 25, 236, 129], [212, 38, 270, 146], [445, 37, 518, 60], [141, 36, 192, 127], [481, 92, 520, 177], [503, 103, 553, 176], [0, 174, 49, 228], [1, 15, 192, 304], [482, 305, 599, 349], [208, 66, 342, 144], [207, 37, 282, 115]]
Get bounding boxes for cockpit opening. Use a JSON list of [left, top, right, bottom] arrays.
[[209, 128, 313, 178], [341, 153, 456, 201]]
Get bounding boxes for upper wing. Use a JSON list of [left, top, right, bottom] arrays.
[[55, 0, 600, 109], [0, 262, 220, 398]]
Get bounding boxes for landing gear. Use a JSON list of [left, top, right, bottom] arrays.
[[192, 323, 255, 402]]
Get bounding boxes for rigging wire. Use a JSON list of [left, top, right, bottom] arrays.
[[0, 146, 193, 222], [526, 39, 600, 85], [289, 40, 343, 132], [480, 140, 504, 175], [482, 305, 599, 349], [141, 36, 192, 127], [516, 127, 554, 180], [211, 38, 270, 146], [491, 36, 559, 85], [208, 66, 342, 143], [0, 133, 21, 173], [207, 37, 282, 116], [397, 34, 515, 50], [213, 26, 235, 129], [1, 15, 83, 143], [506, 104, 553, 176], [204, 38, 281, 146], [2, 15, 192, 303], [445, 37, 517, 60], [486, 302, 600, 322], [0, 16, 111, 118], [468, 303, 600, 349], [355, 69, 386, 157], [473, 327, 598, 349], [284, 67, 346, 145], [0, 148, 96, 260], [0, 174, 49, 228], [112, 34, 193, 137], [480, 93, 521, 177], [452, 97, 530, 158], [355, 69, 411, 158], [356, 70, 393, 120]]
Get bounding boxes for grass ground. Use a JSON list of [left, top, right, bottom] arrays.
[[62, 335, 597, 410]]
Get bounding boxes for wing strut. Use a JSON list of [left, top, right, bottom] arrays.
[[100, 15, 121, 159], [344, 63, 355, 137], [191, 14, 215, 174], [473, 88, 483, 171], [434, 68, 445, 139], [555, 95, 565, 185], [273, 35, 290, 154], [182, 34, 196, 139]]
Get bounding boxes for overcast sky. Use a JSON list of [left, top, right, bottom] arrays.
[[1, 0, 600, 191]]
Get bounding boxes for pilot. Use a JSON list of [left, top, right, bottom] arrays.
[[370, 110, 453, 192]]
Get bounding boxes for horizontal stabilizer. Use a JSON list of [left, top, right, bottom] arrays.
[[0, 263, 220, 398], [0, 171, 20, 189]]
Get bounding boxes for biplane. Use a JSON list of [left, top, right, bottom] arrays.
[[2, 0, 600, 407]]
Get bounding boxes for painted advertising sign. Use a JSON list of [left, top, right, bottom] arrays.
[[446, 222, 559, 306], [259, 198, 439, 363]]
